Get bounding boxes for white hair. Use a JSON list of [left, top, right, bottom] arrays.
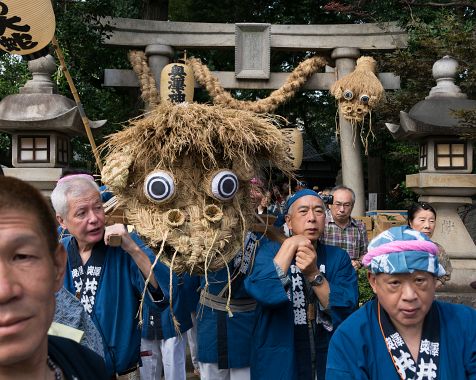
[[51, 176, 100, 217]]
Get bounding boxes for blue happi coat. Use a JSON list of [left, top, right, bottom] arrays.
[[62, 233, 172, 376], [141, 273, 196, 340], [326, 299, 476, 380], [197, 233, 261, 369], [244, 240, 358, 380], [183, 272, 201, 315]]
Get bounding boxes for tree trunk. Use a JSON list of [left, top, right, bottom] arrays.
[[142, 0, 169, 21]]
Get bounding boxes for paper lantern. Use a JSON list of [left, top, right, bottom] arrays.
[[281, 128, 303, 170], [0, 0, 55, 58], [160, 62, 194, 103]]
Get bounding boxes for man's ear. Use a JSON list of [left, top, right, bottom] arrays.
[[56, 214, 67, 230], [52, 244, 67, 292], [367, 272, 378, 294], [285, 214, 292, 232]]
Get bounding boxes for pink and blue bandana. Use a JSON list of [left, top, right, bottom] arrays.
[[362, 226, 445, 276]]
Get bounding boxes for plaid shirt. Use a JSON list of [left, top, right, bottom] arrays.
[[321, 215, 368, 260]]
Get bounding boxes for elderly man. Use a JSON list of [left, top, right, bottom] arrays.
[[245, 189, 358, 380], [322, 185, 368, 270], [0, 176, 107, 379], [326, 226, 476, 379], [51, 174, 172, 379]]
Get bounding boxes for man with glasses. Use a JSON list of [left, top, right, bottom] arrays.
[[322, 185, 368, 270]]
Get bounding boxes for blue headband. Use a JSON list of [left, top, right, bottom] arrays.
[[284, 189, 322, 215]]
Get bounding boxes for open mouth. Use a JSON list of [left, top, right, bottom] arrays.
[[88, 227, 103, 235]]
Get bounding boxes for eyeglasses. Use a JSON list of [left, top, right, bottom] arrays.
[[332, 202, 352, 209]]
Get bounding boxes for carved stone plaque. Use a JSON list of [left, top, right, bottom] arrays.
[[235, 23, 271, 79]]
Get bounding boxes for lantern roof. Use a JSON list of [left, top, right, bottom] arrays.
[[0, 55, 106, 135], [386, 56, 476, 140]]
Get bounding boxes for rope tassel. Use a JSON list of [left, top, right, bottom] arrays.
[[330, 56, 384, 111], [330, 56, 384, 153]]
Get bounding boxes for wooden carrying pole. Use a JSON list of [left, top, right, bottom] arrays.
[[51, 35, 103, 171]]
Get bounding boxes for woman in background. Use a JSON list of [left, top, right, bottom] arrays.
[[407, 202, 452, 286]]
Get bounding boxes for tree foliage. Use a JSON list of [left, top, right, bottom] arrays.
[[0, 0, 474, 199]]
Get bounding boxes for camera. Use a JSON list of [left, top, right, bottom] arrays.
[[321, 194, 333, 205]]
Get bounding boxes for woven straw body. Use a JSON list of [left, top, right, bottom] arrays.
[[101, 101, 293, 274]]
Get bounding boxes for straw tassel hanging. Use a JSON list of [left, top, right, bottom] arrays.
[[330, 56, 385, 153]]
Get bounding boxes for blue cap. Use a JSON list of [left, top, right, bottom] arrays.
[[284, 189, 322, 215]]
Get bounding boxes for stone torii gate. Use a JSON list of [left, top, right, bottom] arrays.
[[102, 19, 407, 215]]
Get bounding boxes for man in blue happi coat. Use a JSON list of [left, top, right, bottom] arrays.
[[140, 273, 195, 380], [245, 189, 358, 380], [51, 174, 173, 379], [197, 231, 262, 380], [326, 226, 476, 380]]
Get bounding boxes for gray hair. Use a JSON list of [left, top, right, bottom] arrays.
[[286, 202, 295, 216], [51, 176, 100, 217], [331, 185, 355, 205]]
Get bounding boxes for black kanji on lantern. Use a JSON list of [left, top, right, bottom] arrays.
[[0, 2, 38, 53], [167, 64, 186, 103], [0, 32, 37, 52]]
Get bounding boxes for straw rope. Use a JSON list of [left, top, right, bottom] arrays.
[[138, 230, 168, 327], [187, 56, 327, 113], [128, 50, 160, 107]]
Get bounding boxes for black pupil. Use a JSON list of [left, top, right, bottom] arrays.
[[151, 180, 167, 198], [221, 178, 235, 195], [217, 174, 237, 198]]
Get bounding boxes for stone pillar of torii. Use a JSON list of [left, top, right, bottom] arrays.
[[102, 19, 407, 215]]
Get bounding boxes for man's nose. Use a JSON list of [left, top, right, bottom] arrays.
[[306, 209, 317, 221], [0, 263, 21, 304], [87, 209, 99, 223], [401, 282, 417, 301]]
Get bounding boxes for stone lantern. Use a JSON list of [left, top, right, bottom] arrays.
[[0, 54, 105, 194], [386, 56, 476, 296]]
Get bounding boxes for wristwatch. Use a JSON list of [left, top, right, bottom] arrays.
[[309, 272, 325, 287]]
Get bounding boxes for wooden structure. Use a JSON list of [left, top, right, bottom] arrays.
[[102, 18, 408, 215], [387, 56, 476, 295], [0, 54, 105, 194]]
